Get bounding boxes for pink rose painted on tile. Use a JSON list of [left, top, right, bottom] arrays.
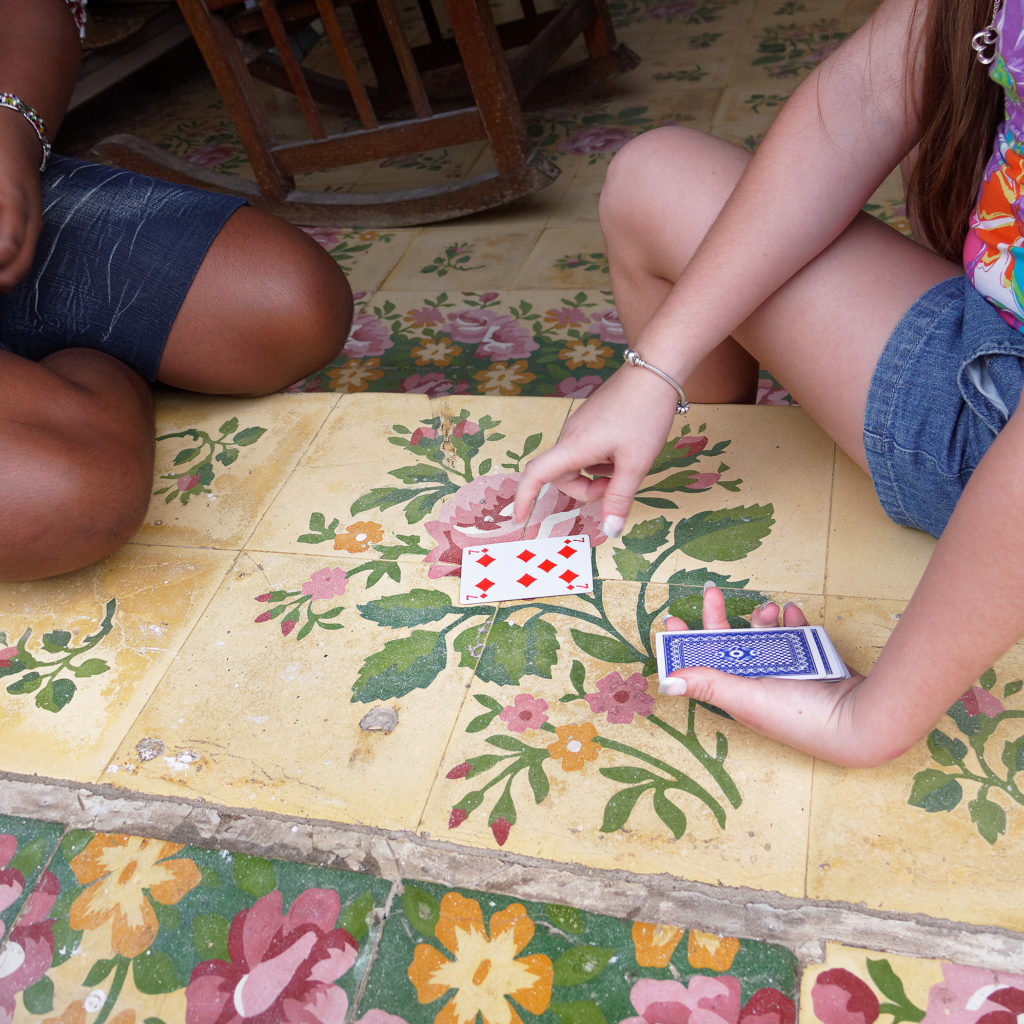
[[186, 889, 358, 1024], [445, 309, 538, 361], [924, 962, 1024, 1024], [589, 308, 626, 345], [811, 968, 880, 1024], [0, 837, 59, 1024], [561, 125, 634, 155], [621, 975, 743, 1024], [423, 472, 605, 578], [343, 311, 394, 359]]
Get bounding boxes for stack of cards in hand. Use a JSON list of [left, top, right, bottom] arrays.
[[656, 625, 849, 690]]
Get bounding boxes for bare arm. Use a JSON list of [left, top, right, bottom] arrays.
[[514, 0, 927, 529], [0, 0, 82, 290], [663, 404, 1024, 767]]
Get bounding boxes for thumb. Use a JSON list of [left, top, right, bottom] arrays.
[[660, 666, 750, 714]]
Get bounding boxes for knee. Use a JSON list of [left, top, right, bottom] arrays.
[[0, 431, 153, 582], [226, 215, 354, 394]]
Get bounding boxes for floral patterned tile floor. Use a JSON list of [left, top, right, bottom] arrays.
[[5, 0, 1020, 1018]]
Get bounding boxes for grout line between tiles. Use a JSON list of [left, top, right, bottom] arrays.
[[3, 772, 1024, 973]]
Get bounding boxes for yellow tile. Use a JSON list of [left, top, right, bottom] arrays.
[[247, 393, 574, 560], [511, 226, 610, 289], [139, 392, 338, 551], [799, 942, 945, 1024], [0, 544, 233, 781], [106, 554, 482, 827], [826, 452, 934, 601], [593, 405, 836, 594], [420, 579, 815, 894], [302, 226, 419, 292], [809, 598, 1024, 930], [711, 85, 789, 149], [380, 228, 543, 290]]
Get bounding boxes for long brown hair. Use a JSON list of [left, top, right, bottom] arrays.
[[904, 0, 1003, 260]]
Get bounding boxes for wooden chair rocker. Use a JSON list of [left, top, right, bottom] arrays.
[[92, 0, 639, 225]]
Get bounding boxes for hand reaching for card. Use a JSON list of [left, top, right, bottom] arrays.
[[660, 585, 873, 766]]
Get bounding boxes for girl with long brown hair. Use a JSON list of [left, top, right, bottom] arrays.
[[513, 0, 1024, 766]]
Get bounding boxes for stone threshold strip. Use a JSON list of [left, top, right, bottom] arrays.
[[0, 772, 1019, 974]]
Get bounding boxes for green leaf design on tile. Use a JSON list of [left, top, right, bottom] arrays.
[[339, 889, 375, 943], [353, 630, 449, 701], [551, 944, 614, 985], [233, 854, 276, 897], [545, 904, 585, 934], [674, 505, 775, 561], [193, 913, 230, 961], [21, 976, 54, 1015], [474, 618, 559, 686], [134, 949, 180, 995], [908, 769, 963, 812], [358, 590, 460, 627], [549, 1000, 608, 1024], [403, 885, 441, 938], [154, 419, 266, 505], [866, 958, 926, 1023], [2, 598, 115, 713], [910, 669, 1024, 843]]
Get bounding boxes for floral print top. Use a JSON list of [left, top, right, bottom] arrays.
[[965, 0, 1024, 328], [65, 0, 87, 39]]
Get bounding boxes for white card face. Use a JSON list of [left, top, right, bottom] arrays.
[[459, 535, 594, 605], [655, 625, 849, 690]]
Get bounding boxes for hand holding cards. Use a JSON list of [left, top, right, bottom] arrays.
[[656, 625, 849, 691]]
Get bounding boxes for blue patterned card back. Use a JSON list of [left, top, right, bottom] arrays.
[[659, 628, 816, 677]]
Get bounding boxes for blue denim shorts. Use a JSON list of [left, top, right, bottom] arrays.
[[0, 155, 247, 381], [864, 274, 1024, 538]]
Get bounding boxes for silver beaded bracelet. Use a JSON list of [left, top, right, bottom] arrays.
[[622, 347, 690, 415], [0, 93, 52, 172]]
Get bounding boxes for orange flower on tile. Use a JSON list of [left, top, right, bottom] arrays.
[[546, 722, 601, 771], [69, 835, 201, 959], [472, 361, 536, 396], [558, 338, 613, 370], [325, 358, 384, 392], [408, 892, 553, 1023], [687, 928, 741, 971], [44, 1002, 136, 1024], [411, 337, 462, 366], [632, 920, 685, 967], [334, 520, 385, 552]]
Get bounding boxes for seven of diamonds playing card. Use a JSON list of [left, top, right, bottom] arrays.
[[459, 535, 594, 604]]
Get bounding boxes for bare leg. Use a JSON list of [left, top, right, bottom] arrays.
[[158, 207, 353, 395], [0, 208, 353, 580], [600, 126, 960, 465], [0, 348, 155, 580]]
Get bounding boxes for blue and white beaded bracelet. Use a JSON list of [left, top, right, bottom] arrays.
[[0, 93, 52, 172]]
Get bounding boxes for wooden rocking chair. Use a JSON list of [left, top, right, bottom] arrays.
[[92, 0, 639, 225]]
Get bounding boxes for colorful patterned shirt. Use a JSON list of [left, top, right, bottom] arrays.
[[965, 0, 1024, 328], [65, 0, 87, 39]]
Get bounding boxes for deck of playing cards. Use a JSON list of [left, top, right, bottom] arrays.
[[656, 625, 849, 689], [459, 535, 594, 605]]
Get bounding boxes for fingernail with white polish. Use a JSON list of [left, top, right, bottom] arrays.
[[602, 515, 625, 538], [662, 678, 688, 696], [703, 580, 716, 594]]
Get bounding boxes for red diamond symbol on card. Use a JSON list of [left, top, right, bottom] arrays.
[[558, 544, 576, 559], [559, 569, 579, 585], [517, 549, 536, 563], [517, 573, 537, 588], [537, 558, 556, 573], [475, 553, 495, 567], [475, 577, 495, 593]]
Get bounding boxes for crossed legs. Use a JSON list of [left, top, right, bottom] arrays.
[[0, 207, 352, 581]]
